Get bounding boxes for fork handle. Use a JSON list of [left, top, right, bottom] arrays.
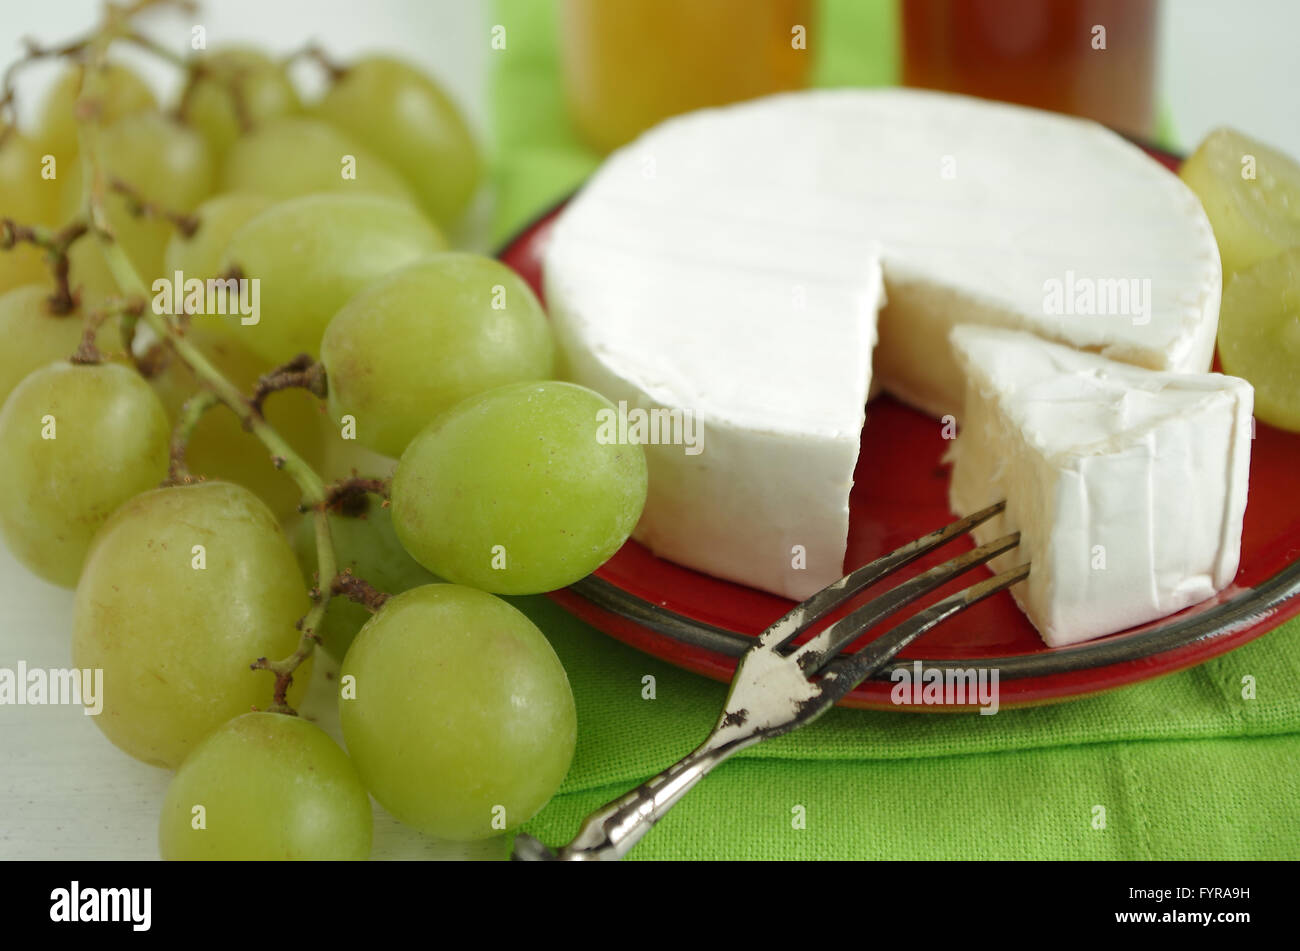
[[512, 730, 757, 861]]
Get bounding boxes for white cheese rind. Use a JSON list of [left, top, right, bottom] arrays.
[[948, 326, 1253, 646], [545, 178, 881, 599], [866, 91, 1221, 417], [544, 88, 1222, 600]]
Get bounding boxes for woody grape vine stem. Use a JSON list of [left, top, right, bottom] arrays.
[[0, 0, 196, 135], [166, 389, 221, 484], [70, 4, 348, 714], [0, 218, 89, 314]]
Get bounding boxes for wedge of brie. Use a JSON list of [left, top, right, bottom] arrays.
[[948, 326, 1253, 646], [544, 88, 1222, 600]]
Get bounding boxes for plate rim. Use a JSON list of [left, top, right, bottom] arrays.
[[564, 559, 1300, 683], [496, 145, 1300, 704]]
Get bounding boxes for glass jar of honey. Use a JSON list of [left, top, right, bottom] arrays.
[[560, 0, 815, 154], [902, 0, 1159, 139]]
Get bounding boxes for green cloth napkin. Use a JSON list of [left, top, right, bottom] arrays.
[[493, 0, 1300, 860]]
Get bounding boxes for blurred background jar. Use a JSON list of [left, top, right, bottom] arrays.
[[901, 0, 1160, 139], [560, 0, 815, 154]]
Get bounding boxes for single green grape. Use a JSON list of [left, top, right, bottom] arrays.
[[391, 381, 648, 594], [0, 286, 86, 403], [73, 482, 311, 767], [215, 193, 446, 364], [339, 584, 576, 840], [163, 192, 274, 280], [180, 46, 301, 159], [1219, 247, 1300, 432], [0, 133, 62, 293], [314, 55, 481, 229], [288, 494, 438, 661], [57, 112, 216, 283], [159, 712, 372, 860], [220, 117, 416, 205], [1180, 128, 1300, 279], [34, 61, 156, 163], [0, 362, 170, 587], [320, 254, 555, 458], [150, 327, 330, 519]]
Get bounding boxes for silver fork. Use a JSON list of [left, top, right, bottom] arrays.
[[511, 500, 1029, 861]]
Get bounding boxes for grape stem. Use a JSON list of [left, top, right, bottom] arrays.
[[120, 28, 194, 70], [331, 571, 391, 613], [319, 476, 390, 515], [69, 5, 368, 716], [165, 389, 221, 485], [0, 38, 87, 138], [69, 296, 141, 366], [172, 56, 257, 133], [68, 319, 106, 365], [0, 0, 194, 136], [282, 42, 348, 82], [0, 218, 89, 314], [109, 178, 200, 237], [250, 353, 328, 416]]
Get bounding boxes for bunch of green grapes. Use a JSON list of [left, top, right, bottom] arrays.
[[1181, 128, 1300, 432], [1, 11, 648, 861]]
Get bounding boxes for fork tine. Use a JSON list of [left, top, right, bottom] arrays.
[[514, 513, 1031, 859], [791, 531, 1022, 674], [757, 500, 1008, 652], [813, 562, 1032, 710]]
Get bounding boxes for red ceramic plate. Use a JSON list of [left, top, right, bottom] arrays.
[[498, 146, 1300, 711]]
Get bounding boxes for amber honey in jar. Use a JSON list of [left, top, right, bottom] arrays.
[[560, 0, 815, 154], [902, 0, 1159, 138]]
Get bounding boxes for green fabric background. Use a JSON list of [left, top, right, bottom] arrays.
[[493, 0, 1300, 859]]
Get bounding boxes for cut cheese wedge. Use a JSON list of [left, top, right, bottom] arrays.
[[948, 326, 1253, 647], [544, 88, 1222, 600]]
